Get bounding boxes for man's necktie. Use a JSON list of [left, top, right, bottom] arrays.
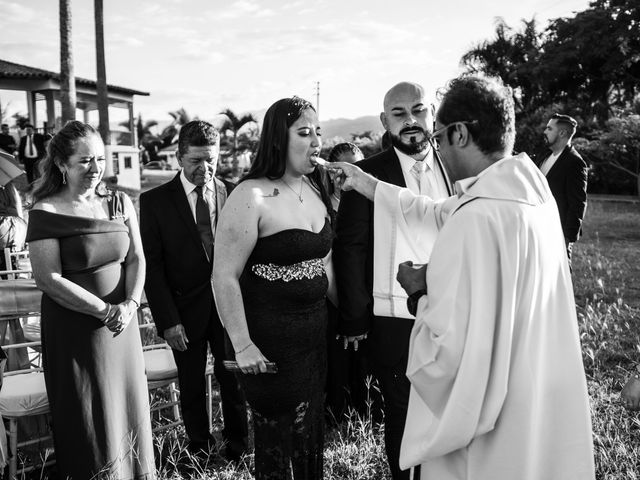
[[28, 136, 34, 157], [194, 186, 214, 262], [411, 161, 426, 195], [411, 161, 438, 196]]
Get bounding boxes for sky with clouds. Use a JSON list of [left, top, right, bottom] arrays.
[[0, 0, 591, 124]]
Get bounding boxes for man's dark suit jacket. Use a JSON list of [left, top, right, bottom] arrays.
[[538, 145, 588, 243], [0, 134, 16, 154], [333, 147, 450, 367], [18, 133, 46, 160], [140, 173, 223, 341]]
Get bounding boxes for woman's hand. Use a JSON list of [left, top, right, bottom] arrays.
[[101, 303, 121, 333], [235, 343, 271, 375], [102, 300, 137, 337]]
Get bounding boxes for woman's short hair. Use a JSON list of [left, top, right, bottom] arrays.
[[31, 121, 102, 204], [437, 75, 515, 156], [328, 142, 363, 164]]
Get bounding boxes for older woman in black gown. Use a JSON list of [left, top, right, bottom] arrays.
[[213, 97, 336, 479], [26, 121, 154, 479]]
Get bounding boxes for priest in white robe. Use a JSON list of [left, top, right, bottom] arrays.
[[327, 75, 595, 480]]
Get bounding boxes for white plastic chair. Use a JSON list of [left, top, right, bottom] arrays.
[[0, 355, 53, 478], [143, 343, 182, 432], [2, 248, 31, 280]]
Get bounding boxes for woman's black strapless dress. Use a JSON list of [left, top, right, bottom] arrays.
[[238, 218, 332, 480]]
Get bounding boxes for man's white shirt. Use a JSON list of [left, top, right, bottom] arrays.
[[540, 150, 562, 175], [24, 135, 39, 159], [395, 147, 449, 199]]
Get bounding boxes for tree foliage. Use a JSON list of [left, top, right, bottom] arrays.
[[460, 0, 640, 194]]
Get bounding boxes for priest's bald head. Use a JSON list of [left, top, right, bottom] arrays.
[[433, 75, 516, 182], [380, 82, 435, 158]]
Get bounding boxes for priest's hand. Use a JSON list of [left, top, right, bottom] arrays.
[[396, 261, 427, 296], [324, 162, 379, 201], [621, 376, 640, 410]]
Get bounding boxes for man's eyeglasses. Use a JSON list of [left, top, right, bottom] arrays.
[[429, 120, 478, 151]]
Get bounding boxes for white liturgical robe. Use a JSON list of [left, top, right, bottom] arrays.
[[378, 154, 594, 480]]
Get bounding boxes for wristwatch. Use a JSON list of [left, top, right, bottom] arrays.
[[407, 289, 427, 317]]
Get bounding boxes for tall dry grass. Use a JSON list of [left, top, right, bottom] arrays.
[[572, 199, 640, 479]]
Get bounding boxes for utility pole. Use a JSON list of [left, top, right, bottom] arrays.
[[315, 81, 320, 119]]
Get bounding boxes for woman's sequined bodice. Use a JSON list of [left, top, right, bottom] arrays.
[[240, 219, 333, 312]]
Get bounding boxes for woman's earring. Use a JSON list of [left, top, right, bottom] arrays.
[[62, 171, 67, 185]]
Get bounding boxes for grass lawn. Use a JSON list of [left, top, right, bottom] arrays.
[[573, 199, 640, 479]]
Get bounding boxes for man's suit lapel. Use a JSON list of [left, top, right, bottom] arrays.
[[379, 148, 406, 187], [433, 149, 453, 196], [168, 173, 205, 251]]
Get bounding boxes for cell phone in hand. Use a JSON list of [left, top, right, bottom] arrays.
[[223, 360, 278, 374]]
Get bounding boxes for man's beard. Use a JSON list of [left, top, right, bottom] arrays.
[[389, 129, 430, 155]]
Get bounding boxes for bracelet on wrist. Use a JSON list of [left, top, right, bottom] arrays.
[[235, 342, 254, 355], [127, 297, 140, 309], [101, 303, 112, 323]]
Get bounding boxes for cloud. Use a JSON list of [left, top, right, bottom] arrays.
[[216, 0, 275, 19], [122, 37, 145, 47], [1, 2, 37, 24], [166, 37, 227, 63]]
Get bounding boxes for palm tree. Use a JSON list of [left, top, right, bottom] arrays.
[[0, 97, 12, 125], [94, 0, 109, 145], [135, 114, 158, 143], [219, 108, 257, 163], [135, 115, 161, 163], [59, 0, 76, 124], [158, 107, 192, 148]]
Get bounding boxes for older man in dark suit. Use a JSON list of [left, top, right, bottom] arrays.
[[140, 121, 247, 461], [18, 124, 46, 183], [539, 113, 588, 264], [333, 82, 451, 480]]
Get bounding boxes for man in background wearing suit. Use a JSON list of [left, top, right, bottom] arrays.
[[539, 113, 588, 265], [0, 124, 17, 154], [18, 124, 46, 184], [333, 82, 451, 480], [140, 121, 247, 461]]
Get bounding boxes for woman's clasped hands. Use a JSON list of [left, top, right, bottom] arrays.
[[100, 300, 137, 337]]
